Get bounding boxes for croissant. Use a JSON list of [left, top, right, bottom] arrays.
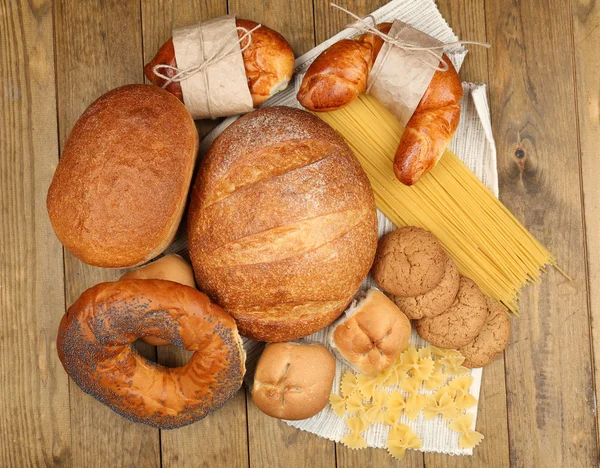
[[297, 23, 463, 185]]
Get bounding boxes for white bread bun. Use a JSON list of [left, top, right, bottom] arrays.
[[120, 254, 196, 346], [329, 288, 411, 376], [252, 342, 335, 420]]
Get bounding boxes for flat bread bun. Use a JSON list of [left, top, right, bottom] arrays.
[[252, 342, 335, 420]]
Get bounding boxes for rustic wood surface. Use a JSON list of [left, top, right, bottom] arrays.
[[1, 0, 598, 466]]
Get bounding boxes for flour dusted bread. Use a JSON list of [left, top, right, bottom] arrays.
[[187, 106, 378, 342], [47, 84, 198, 268]]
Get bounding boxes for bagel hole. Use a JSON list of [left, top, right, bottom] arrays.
[[132, 340, 194, 368]]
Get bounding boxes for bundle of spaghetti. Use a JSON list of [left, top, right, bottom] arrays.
[[315, 94, 557, 313]]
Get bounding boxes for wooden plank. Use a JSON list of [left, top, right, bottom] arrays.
[[572, 0, 600, 453], [484, 0, 598, 465], [436, 0, 488, 83], [229, 0, 315, 55], [313, 0, 388, 44], [425, 2, 510, 467], [140, 1, 249, 467], [246, 392, 337, 468], [53, 0, 161, 466], [222, 2, 336, 467], [0, 1, 71, 466]]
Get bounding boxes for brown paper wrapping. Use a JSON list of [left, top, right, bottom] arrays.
[[172, 15, 254, 119], [367, 20, 443, 127]]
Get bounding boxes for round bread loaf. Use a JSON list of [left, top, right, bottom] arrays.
[[252, 342, 335, 420], [187, 107, 378, 342], [47, 84, 198, 268]]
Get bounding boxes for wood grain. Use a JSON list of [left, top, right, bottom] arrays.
[[312, 0, 388, 44], [0, 1, 71, 466], [229, 0, 315, 55], [140, 1, 249, 467], [572, 0, 600, 453], [246, 392, 336, 468], [53, 0, 160, 466], [484, 0, 598, 465], [436, 0, 488, 83], [426, 2, 510, 467]]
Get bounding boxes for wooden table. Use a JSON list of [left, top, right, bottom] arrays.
[[1, 0, 598, 466]]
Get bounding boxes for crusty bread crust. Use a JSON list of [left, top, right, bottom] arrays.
[[187, 106, 378, 342], [46, 84, 198, 267]]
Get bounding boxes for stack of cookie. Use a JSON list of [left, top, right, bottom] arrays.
[[372, 227, 510, 368]]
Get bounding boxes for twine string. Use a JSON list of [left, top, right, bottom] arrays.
[[330, 3, 490, 72], [152, 23, 262, 88]]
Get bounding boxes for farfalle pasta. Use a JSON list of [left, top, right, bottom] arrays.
[[387, 424, 422, 460], [449, 414, 484, 449], [329, 345, 482, 459], [341, 371, 358, 397]]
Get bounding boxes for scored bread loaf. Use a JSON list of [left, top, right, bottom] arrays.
[[187, 106, 378, 342]]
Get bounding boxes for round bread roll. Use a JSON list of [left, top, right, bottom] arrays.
[[57, 280, 245, 429], [330, 288, 411, 376], [120, 254, 196, 346], [252, 342, 335, 420], [47, 84, 198, 268], [188, 106, 378, 342]]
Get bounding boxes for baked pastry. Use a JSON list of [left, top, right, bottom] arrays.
[[47, 84, 198, 268], [57, 280, 245, 429], [120, 254, 196, 346], [458, 297, 511, 368], [372, 227, 448, 297], [187, 106, 378, 342], [415, 276, 488, 348], [145, 19, 294, 107], [329, 288, 411, 376], [393, 256, 460, 319], [121, 254, 195, 288], [297, 22, 462, 185], [252, 342, 335, 420]]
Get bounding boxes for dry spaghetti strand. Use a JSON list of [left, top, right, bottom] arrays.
[[315, 94, 559, 314]]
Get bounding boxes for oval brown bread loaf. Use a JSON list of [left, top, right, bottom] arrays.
[[187, 106, 378, 342], [47, 84, 198, 268], [145, 19, 295, 107], [297, 22, 462, 185]]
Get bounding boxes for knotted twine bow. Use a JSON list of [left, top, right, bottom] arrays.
[[331, 3, 490, 72], [152, 22, 261, 118], [152, 23, 261, 87]]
